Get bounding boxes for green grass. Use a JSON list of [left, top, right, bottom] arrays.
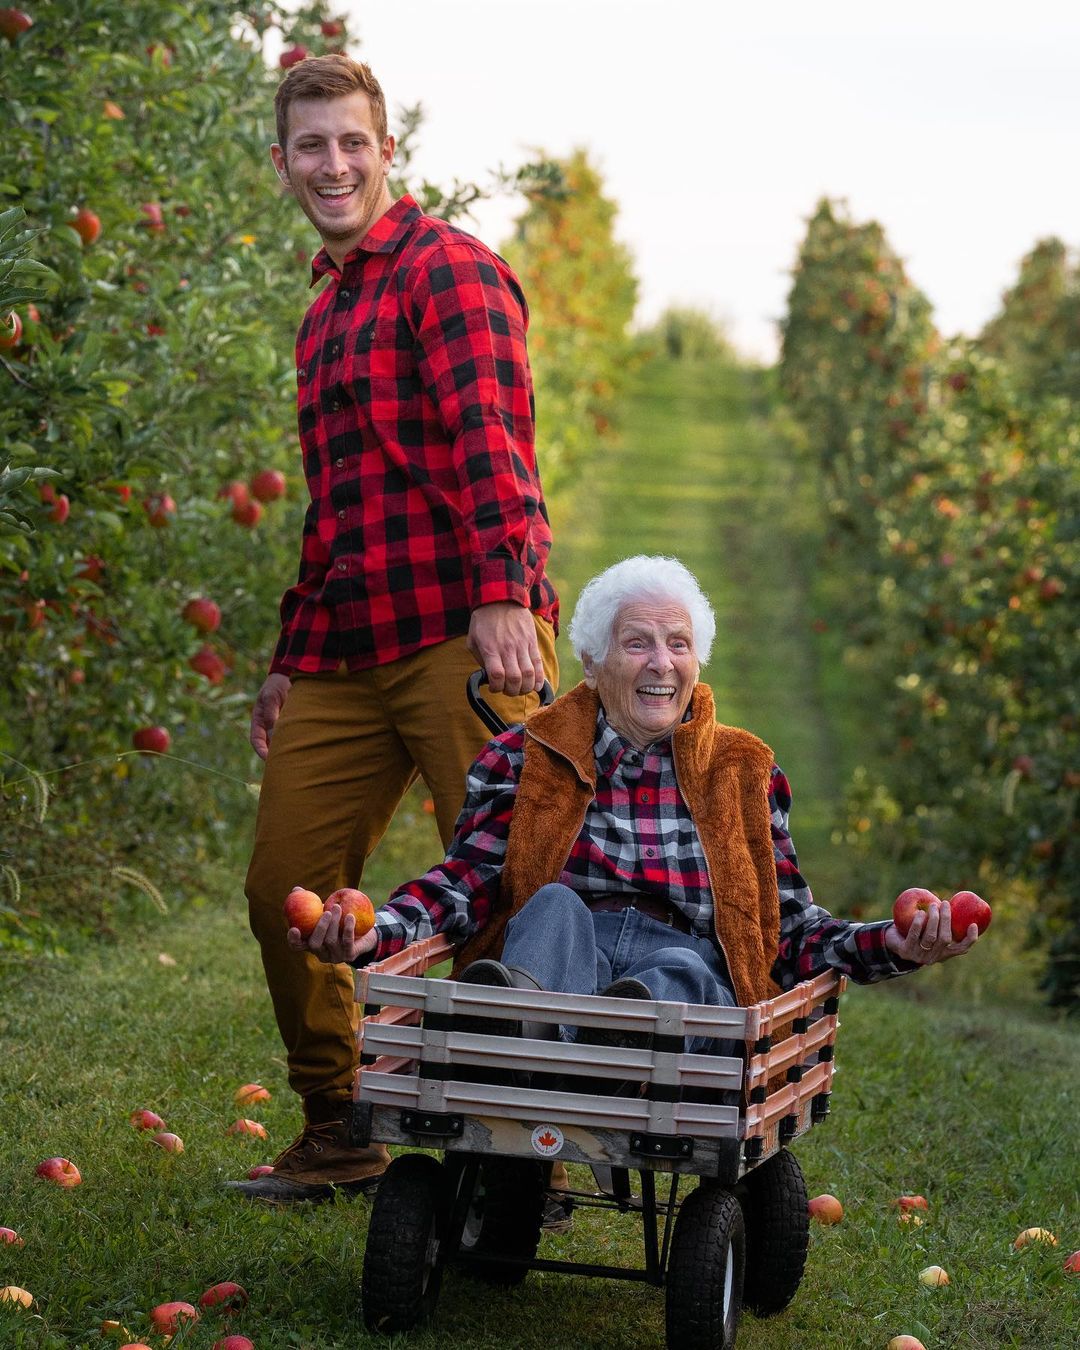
[[2, 353, 1077, 1347]]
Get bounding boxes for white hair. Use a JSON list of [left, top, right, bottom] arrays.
[[567, 555, 716, 666]]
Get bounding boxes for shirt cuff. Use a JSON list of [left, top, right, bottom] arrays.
[[862, 919, 921, 975], [351, 910, 409, 968], [472, 557, 531, 610]]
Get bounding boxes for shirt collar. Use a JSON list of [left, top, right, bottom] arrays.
[[309, 193, 422, 286], [593, 705, 674, 775]]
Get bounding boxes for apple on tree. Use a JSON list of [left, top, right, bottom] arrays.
[[232, 497, 263, 528], [143, 492, 176, 527], [0, 311, 22, 349], [250, 468, 286, 502], [133, 726, 170, 755], [69, 207, 102, 245], [0, 9, 33, 42], [183, 596, 222, 633]]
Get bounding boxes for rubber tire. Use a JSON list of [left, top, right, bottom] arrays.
[[447, 1154, 545, 1286], [362, 1153, 447, 1334], [736, 1147, 809, 1317], [666, 1183, 745, 1350]]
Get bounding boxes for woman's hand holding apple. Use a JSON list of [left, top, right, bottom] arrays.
[[286, 901, 377, 965], [884, 888, 986, 966]]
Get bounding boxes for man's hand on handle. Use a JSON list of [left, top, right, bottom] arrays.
[[467, 601, 544, 696], [287, 904, 378, 966], [249, 673, 293, 760], [884, 897, 979, 966]]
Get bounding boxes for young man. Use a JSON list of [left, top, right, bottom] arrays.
[[232, 54, 559, 1204]]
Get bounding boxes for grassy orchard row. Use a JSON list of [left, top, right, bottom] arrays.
[[779, 200, 1080, 1010]]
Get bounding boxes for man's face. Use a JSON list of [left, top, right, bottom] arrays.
[[583, 600, 699, 750], [271, 91, 394, 263]]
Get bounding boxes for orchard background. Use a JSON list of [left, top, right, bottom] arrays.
[[0, 4, 1078, 1346]]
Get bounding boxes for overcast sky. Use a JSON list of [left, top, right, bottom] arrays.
[[337, 0, 1080, 360]]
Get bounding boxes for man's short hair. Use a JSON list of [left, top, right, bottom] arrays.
[[568, 555, 717, 667], [274, 53, 388, 149]]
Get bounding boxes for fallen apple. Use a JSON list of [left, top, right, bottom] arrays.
[[893, 1194, 929, 1212], [886, 1339, 926, 1350], [149, 1302, 199, 1335], [1013, 1227, 1057, 1249], [247, 1164, 274, 1179], [227, 1118, 268, 1139], [948, 890, 992, 940], [250, 468, 286, 502], [199, 1281, 249, 1312], [807, 1193, 843, 1224], [235, 1083, 271, 1106], [129, 1108, 166, 1131], [917, 1264, 949, 1286], [133, 726, 170, 755], [0, 1286, 32, 1308], [212, 1337, 255, 1350], [183, 597, 222, 634], [891, 888, 940, 938], [324, 887, 376, 937], [284, 885, 323, 938], [99, 1320, 131, 1338], [1063, 1250, 1080, 1275], [35, 1157, 82, 1187], [0, 1227, 23, 1245], [117, 1344, 152, 1349], [150, 1131, 184, 1153]]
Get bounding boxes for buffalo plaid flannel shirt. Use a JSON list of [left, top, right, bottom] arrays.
[[364, 708, 911, 990], [271, 194, 558, 675]]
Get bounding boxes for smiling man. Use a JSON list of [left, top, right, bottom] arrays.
[[235, 55, 559, 1205]]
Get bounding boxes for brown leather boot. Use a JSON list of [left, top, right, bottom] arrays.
[[225, 1119, 390, 1205]]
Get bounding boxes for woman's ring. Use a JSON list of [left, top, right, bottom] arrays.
[[919, 941, 934, 951]]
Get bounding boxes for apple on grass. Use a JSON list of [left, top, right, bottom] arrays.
[[324, 887, 376, 937], [0, 1227, 23, 1246], [284, 885, 323, 938], [212, 1337, 255, 1350], [35, 1157, 81, 1187], [0, 1286, 33, 1308], [887, 1339, 926, 1350], [227, 1118, 268, 1139], [150, 1131, 184, 1153], [1013, 1227, 1057, 1249], [892, 1194, 929, 1212], [235, 1083, 271, 1106], [129, 1108, 165, 1131], [149, 1302, 199, 1335], [918, 1264, 949, 1286], [807, 1193, 843, 1224], [199, 1281, 249, 1312], [247, 1164, 274, 1179], [1064, 1250, 1080, 1275]]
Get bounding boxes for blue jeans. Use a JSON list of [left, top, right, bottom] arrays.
[[500, 883, 739, 1054]]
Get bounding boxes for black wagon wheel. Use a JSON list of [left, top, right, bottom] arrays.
[[362, 1152, 449, 1334], [665, 1182, 745, 1350], [735, 1146, 809, 1317], [445, 1153, 546, 1287]]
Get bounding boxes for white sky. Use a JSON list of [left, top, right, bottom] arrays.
[[340, 0, 1080, 360]]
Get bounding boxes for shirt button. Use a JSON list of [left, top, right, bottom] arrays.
[[640, 792, 651, 803], [339, 288, 350, 300], [335, 458, 345, 467], [645, 848, 655, 858], [337, 509, 346, 520], [336, 561, 347, 572], [330, 400, 341, 412]]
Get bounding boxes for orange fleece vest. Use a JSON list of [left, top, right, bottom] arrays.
[[451, 681, 783, 1008]]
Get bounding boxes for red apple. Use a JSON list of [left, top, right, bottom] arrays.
[[247, 1164, 274, 1179], [70, 207, 102, 245], [227, 1118, 268, 1139], [321, 19, 345, 37], [1013, 1227, 1057, 1249], [190, 644, 227, 684], [76, 554, 105, 584], [235, 1083, 271, 1106], [132, 726, 170, 755], [807, 1193, 843, 1224], [182, 597, 221, 633], [324, 887, 376, 937], [283, 885, 323, 938], [1039, 577, 1065, 601], [112, 483, 132, 503], [948, 891, 991, 940], [918, 1264, 949, 1286], [232, 498, 262, 528], [146, 42, 173, 65], [34, 1157, 82, 1187], [893, 1194, 929, 1212], [891, 887, 940, 938], [217, 479, 250, 508], [1064, 1250, 1080, 1275], [279, 43, 309, 68], [250, 467, 287, 502], [0, 1227, 23, 1246], [48, 492, 70, 524], [102, 99, 125, 120], [199, 1281, 249, 1312], [887, 1339, 926, 1350], [0, 311, 22, 348], [140, 202, 165, 234], [150, 1131, 184, 1153], [0, 1286, 33, 1307], [0, 9, 33, 41], [149, 1302, 199, 1335], [143, 492, 176, 527], [129, 1108, 165, 1131], [212, 1338, 255, 1350]]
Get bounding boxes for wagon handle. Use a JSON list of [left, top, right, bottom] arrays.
[[466, 669, 555, 736]]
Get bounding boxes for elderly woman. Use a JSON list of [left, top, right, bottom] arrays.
[[293, 555, 980, 1038]]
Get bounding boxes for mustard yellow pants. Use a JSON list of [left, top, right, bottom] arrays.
[[245, 621, 559, 1127]]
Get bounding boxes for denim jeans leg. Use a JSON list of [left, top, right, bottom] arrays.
[[500, 884, 600, 997]]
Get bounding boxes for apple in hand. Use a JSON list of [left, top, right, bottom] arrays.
[[891, 888, 941, 938], [130, 1108, 165, 1131], [35, 1157, 82, 1187], [284, 885, 323, 938], [324, 887, 376, 937], [948, 890, 991, 940], [149, 1302, 199, 1335], [807, 1193, 843, 1224]]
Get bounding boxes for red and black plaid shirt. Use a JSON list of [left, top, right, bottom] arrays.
[[366, 707, 911, 991], [270, 194, 558, 675]]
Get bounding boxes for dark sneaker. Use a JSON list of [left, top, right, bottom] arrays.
[[455, 959, 519, 1038], [541, 1193, 575, 1234], [224, 1119, 389, 1205], [578, 977, 653, 1050]]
